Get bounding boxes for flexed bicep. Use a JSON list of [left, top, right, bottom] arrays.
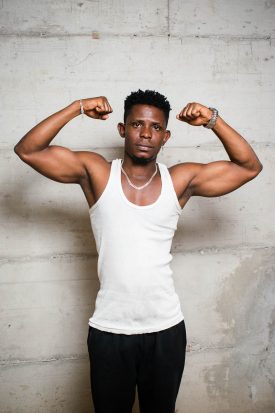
[[189, 161, 258, 197], [18, 145, 87, 183], [14, 97, 113, 184]]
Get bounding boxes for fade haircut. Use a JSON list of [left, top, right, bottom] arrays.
[[124, 89, 171, 126]]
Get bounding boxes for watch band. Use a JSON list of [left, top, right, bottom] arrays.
[[204, 107, 218, 129]]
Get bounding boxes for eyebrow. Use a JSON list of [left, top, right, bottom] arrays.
[[129, 119, 163, 125]]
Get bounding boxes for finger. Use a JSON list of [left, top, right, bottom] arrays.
[[90, 111, 108, 120], [91, 111, 102, 119], [95, 97, 106, 112], [186, 103, 197, 119], [186, 107, 195, 119], [101, 97, 112, 113], [103, 100, 109, 113], [189, 108, 200, 119], [96, 105, 106, 114], [182, 104, 192, 120], [107, 102, 113, 113], [176, 112, 187, 122], [97, 97, 106, 111], [104, 98, 113, 113], [98, 99, 112, 114], [190, 103, 201, 118], [177, 112, 189, 122], [176, 105, 188, 120]]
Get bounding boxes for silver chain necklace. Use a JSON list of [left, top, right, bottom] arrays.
[[121, 162, 158, 190]]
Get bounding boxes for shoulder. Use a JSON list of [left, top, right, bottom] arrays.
[[76, 151, 109, 166], [75, 152, 114, 207], [168, 162, 204, 199], [76, 151, 111, 174], [168, 162, 204, 182], [74, 151, 113, 187]]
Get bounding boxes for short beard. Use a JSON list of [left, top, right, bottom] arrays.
[[126, 151, 157, 165]]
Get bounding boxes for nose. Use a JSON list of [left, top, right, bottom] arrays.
[[140, 125, 152, 139]]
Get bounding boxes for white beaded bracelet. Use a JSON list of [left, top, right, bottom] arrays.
[[79, 99, 84, 118]]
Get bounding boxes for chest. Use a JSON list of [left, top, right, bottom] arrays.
[[121, 174, 162, 206]]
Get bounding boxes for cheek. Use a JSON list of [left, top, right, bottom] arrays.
[[155, 133, 165, 143], [125, 131, 138, 142], [124, 137, 134, 148]]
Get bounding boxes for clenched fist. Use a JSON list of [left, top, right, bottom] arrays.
[[80, 96, 113, 120], [176, 102, 214, 127]]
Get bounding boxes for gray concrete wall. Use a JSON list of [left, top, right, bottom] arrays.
[[0, 1, 274, 412]]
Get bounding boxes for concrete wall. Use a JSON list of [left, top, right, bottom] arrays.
[[0, 1, 274, 412]]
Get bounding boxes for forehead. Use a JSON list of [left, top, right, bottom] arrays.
[[127, 104, 166, 123]]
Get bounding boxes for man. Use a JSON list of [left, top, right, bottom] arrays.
[[14, 90, 262, 413]]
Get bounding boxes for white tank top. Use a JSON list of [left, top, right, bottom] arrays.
[[88, 158, 184, 334]]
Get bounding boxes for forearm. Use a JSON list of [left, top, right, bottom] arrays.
[[14, 100, 81, 156], [212, 116, 263, 172]]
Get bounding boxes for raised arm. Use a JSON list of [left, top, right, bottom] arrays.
[[171, 103, 263, 199], [14, 97, 113, 184]]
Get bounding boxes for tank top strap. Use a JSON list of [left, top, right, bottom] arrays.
[[158, 162, 182, 214], [112, 158, 121, 186], [109, 158, 121, 182]]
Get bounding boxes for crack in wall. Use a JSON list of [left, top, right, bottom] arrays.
[[0, 344, 237, 366], [0, 354, 88, 367], [0, 246, 273, 265], [0, 32, 273, 42]]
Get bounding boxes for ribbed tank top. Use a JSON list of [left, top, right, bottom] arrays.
[[88, 158, 184, 334]]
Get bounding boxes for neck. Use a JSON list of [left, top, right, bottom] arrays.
[[122, 152, 157, 176]]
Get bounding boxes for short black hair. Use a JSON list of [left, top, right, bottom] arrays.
[[124, 89, 171, 125]]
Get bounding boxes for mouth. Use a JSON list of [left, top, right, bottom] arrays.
[[136, 144, 153, 151]]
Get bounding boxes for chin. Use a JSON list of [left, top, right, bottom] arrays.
[[128, 152, 157, 164]]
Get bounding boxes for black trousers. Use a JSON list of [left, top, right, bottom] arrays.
[[87, 320, 187, 413]]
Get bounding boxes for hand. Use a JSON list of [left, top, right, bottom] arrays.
[[176, 102, 213, 127], [80, 96, 113, 120]]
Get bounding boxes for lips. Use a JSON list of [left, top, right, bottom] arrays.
[[136, 144, 153, 151]]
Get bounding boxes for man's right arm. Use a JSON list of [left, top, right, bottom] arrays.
[[14, 97, 113, 184]]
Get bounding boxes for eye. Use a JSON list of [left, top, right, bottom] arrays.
[[153, 124, 161, 130], [132, 121, 140, 128]]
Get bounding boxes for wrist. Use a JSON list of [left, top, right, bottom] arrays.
[[79, 99, 84, 117], [203, 107, 219, 129], [70, 100, 84, 117], [211, 116, 223, 132]]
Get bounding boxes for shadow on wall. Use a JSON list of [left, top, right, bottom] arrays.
[[212, 247, 275, 411]]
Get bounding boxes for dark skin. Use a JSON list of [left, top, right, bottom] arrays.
[[14, 96, 263, 210]]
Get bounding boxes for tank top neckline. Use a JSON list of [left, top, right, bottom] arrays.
[[118, 158, 164, 209]]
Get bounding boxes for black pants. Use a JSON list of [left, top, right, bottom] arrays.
[[87, 320, 187, 413]]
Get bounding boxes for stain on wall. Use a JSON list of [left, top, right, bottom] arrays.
[[205, 248, 275, 412]]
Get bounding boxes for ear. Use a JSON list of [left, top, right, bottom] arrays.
[[117, 122, 125, 138], [163, 130, 171, 145]]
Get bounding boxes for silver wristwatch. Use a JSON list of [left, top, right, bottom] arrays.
[[204, 107, 218, 129]]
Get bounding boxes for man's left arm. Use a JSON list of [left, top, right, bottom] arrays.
[[174, 103, 263, 197]]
